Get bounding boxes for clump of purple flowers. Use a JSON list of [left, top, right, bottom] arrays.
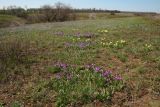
[[74, 32, 95, 38], [53, 62, 74, 80], [114, 75, 122, 80], [54, 31, 96, 38], [85, 64, 122, 81], [52, 62, 123, 107], [54, 62, 68, 70], [55, 72, 73, 80], [85, 64, 102, 72], [55, 72, 62, 79], [66, 73, 73, 80], [54, 62, 123, 82], [77, 42, 90, 48], [65, 42, 91, 48], [94, 67, 101, 72], [102, 70, 112, 77]]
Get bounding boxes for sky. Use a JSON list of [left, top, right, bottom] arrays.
[[0, 0, 160, 13]]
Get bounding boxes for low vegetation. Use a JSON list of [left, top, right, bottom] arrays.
[[0, 16, 159, 107]]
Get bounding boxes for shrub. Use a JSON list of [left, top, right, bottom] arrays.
[[41, 5, 56, 22], [54, 2, 72, 21], [26, 14, 46, 24], [41, 2, 75, 22]]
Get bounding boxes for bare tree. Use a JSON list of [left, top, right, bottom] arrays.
[[41, 5, 56, 22], [41, 2, 73, 22], [54, 2, 72, 21]]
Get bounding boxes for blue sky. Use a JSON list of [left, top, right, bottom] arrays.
[[0, 0, 160, 13]]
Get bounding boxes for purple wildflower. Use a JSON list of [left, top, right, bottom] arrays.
[[65, 42, 90, 48], [66, 74, 73, 80], [54, 62, 68, 70], [77, 42, 90, 48], [94, 67, 101, 72], [102, 70, 111, 77], [114, 75, 122, 80], [60, 63, 67, 69], [75, 32, 81, 37], [74, 32, 95, 38], [78, 42, 86, 48], [55, 73, 62, 79]]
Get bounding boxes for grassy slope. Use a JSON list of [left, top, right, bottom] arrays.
[[0, 17, 160, 106], [75, 12, 134, 20], [0, 15, 25, 28]]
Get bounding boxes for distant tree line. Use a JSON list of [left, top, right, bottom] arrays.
[[0, 6, 27, 18], [0, 2, 76, 23], [74, 8, 120, 13], [0, 2, 122, 23]]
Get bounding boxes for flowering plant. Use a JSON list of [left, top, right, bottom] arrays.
[[48, 63, 124, 106], [98, 29, 109, 33]]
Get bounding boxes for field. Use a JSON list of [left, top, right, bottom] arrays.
[[0, 16, 160, 107]]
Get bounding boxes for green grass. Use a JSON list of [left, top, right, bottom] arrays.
[[0, 14, 25, 28], [75, 12, 134, 20], [0, 16, 160, 107]]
